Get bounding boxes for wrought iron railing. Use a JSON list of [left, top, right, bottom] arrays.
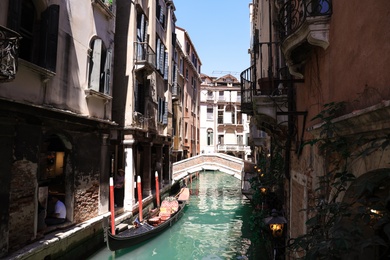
[[240, 42, 289, 115], [132, 111, 149, 130], [217, 144, 251, 152], [0, 25, 21, 82], [172, 82, 181, 97], [277, 0, 332, 41], [240, 65, 255, 114], [134, 42, 156, 69]]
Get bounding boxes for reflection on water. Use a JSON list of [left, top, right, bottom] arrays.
[[88, 171, 255, 260]]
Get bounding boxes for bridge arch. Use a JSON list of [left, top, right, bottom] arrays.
[[172, 153, 251, 182]]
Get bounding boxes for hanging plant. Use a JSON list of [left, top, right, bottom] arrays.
[[288, 102, 390, 259]]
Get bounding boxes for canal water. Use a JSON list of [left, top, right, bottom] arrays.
[[88, 171, 257, 260]]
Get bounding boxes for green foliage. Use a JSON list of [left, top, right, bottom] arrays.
[[288, 102, 390, 259], [248, 143, 286, 258]]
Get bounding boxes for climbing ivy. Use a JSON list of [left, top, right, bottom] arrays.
[[249, 142, 286, 259], [288, 102, 390, 259]]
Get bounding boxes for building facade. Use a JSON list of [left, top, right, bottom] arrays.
[[243, 0, 390, 259], [200, 74, 251, 160], [0, 0, 116, 256], [112, 0, 178, 211], [175, 27, 201, 159], [171, 37, 186, 163], [0, 0, 202, 257]]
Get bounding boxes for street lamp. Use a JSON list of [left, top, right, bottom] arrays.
[[264, 209, 287, 237], [264, 209, 287, 260]]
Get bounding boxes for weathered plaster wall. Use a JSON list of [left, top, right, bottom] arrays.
[[8, 123, 41, 251], [72, 134, 104, 223]]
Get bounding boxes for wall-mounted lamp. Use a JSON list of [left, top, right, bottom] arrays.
[[260, 186, 267, 195], [264, 209, 287, 237]]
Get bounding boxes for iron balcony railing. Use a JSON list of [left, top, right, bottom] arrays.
[[134, 42, 156, 71], [240, 42, 289, 115], [240, 65, 255, 114], [277, 0, 332, 41], [0, 25, 21, 82]]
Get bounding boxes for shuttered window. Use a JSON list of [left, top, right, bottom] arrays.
[[8, 1, 59, 72], [89, 38, 111, 95]]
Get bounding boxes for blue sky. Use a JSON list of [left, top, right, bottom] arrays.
[[174, 0, 251, 78]]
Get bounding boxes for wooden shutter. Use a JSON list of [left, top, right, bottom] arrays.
[[90, 39, 102, 92], [163, 101, 168, 125], [159, 43, 164, 73], [164, 51, 168, 80], [156, 38, 161, 71], [39, 5, 59, 71], [104, 49, 112, 95]]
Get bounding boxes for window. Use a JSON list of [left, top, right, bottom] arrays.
[[218, 135, 224, 145], [237, 135, 243, 145], [207, 129, 213, 146], [309, 0, 330, 15], [134, 80, 145, 114], [88, 38, 111, 95], [8, 1, 59, 72], [179, 57, 184, 74], [156, 37, 167, 76], [207, 106, 213, 120], [158, 97, 168, 124], [237, 112, 242, 124], [218, 105, 224, 124], [156, 0, 166, 28], [224, 105, 235, 124], [219, 91, 224, 100]]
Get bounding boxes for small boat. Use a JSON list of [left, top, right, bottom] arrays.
[[104, 187, 190, 251]]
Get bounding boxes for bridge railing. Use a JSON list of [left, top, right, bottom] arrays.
[[172, 153, 244, 181]]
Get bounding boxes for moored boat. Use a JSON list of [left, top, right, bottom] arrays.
[[104, 187, 190, 251]]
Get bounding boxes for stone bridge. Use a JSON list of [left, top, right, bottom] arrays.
[[172, 153, 255, 185]]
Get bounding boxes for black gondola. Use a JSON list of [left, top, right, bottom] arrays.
[[104, 188, 190, 251]]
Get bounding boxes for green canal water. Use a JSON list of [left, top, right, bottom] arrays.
[[88, 171, 258, 260]]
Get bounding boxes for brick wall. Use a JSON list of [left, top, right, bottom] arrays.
[[73, 181, 99, 223]]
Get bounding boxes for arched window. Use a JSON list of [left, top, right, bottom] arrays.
[[225, 104, 235, 124], [207, 129, 213, 146], [88, 38, 111, 95]]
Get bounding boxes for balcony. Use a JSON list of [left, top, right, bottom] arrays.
[[217, 144, 251, 153], [172, 83, 181, 99], [277, 0, 332, 78], [132, 111, 150, 130], [240, 66, 288, 125], [91, 0, 115, 19], [241, 41, 303, 129], [134, 42, 156, 75]]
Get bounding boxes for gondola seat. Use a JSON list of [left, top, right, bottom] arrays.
[[158, 198, 179, 221]]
